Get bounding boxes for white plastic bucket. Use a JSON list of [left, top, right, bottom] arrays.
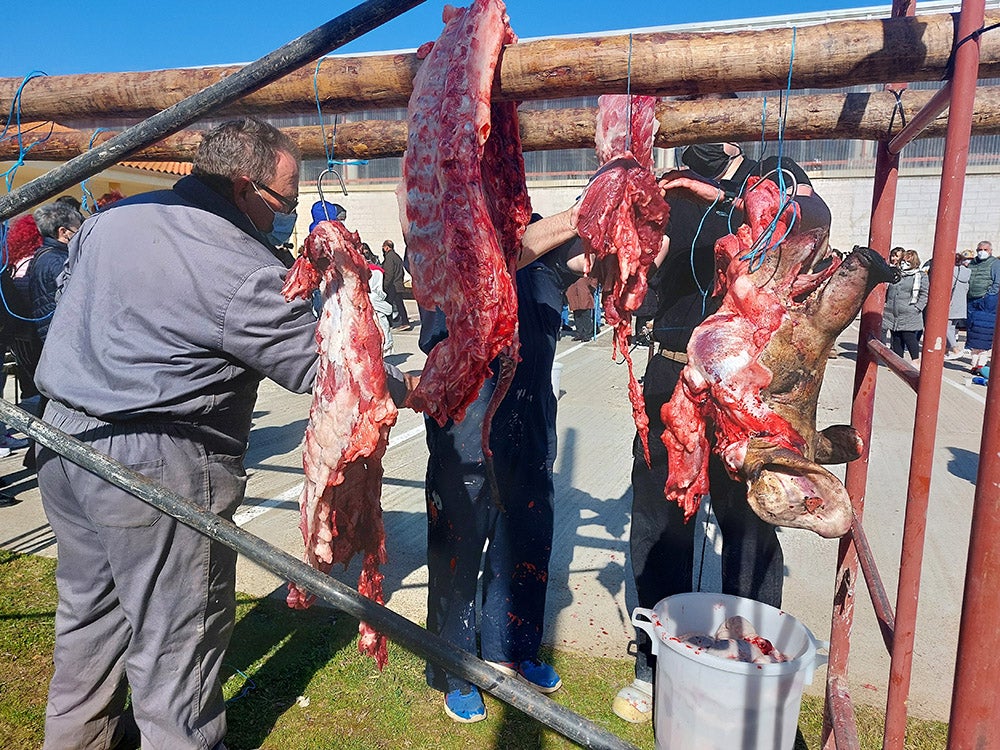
[[632, 593, 828, 750], [550, 360, 564, 399]]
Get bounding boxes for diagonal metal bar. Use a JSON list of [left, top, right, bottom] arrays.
[[0, 0, 427, 222], [0, 399, 636, 750], [849, 514, 895, 653]]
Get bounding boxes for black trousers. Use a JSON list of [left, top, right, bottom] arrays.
[[628, 353, 784, 682], [572, 308, 595, 339], [386, 287, 410, 326]]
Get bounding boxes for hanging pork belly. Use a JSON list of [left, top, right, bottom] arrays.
[[396, 0, 531, 433]]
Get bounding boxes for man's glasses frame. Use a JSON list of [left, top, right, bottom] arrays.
[[253, 182, 298, 214]]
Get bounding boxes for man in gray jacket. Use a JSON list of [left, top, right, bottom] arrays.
[[35, 118, 318, 750]]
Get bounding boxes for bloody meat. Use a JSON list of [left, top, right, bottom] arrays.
[[661, 179, 804, 521], [397, 0, 530, 432], [577, 94, 669, 463], [282, 220, 398, 669]]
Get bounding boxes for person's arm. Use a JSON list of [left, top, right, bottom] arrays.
[[657, 167, 829, 232], [518, 205, 579, 269], [657, 169, 732, 208]]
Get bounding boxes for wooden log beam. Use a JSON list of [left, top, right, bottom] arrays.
[[2, 12, 999, 123], [7, 87, 1000, 163]]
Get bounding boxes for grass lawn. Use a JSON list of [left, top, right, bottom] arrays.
[[0, 549, 948, 749]]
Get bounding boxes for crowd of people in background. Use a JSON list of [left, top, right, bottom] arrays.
[[0, 195, 89, 495], [882, 239, 997, 379]]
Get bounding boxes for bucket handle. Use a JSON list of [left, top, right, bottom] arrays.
[[803, 633, 830, 686], [631, 607, 660, 657]]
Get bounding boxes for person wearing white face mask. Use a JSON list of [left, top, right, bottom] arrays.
[[883, 248, 928, 367], [966, 240, 999, 374]]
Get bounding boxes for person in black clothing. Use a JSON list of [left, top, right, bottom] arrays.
[[612, 143, 832, 723], [381, 239, 411, 330], [28, 202, 83, 344]]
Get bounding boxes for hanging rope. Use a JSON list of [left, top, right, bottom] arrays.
[[625, 33, 634, 154], [1, 71, 52, 194], [80, 128, 112, 214], [313, 57, 368, 170], [886, 88, 907, 141], [740, 26, 799, 273], [943, 21, 1000, 80]]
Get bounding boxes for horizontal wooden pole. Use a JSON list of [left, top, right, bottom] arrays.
[[2, 12, 999, 123], [7, 87, 1000, 163]]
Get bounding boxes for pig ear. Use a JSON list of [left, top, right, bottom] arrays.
[[814, 425, 864, 464], [744, 449, 853, 538]]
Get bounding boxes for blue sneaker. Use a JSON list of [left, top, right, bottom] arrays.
[[443, 686, 486, 723], [488, 658, 562, 694]]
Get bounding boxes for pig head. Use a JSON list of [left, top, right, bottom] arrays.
[[661, 181, 897, 538], [742, 238, 897, 536]]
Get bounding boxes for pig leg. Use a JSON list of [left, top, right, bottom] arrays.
[[814, 424, 864, 464]]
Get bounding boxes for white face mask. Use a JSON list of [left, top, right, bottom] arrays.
[[899, 261, 912, 271], [977, 249, 992, 261]]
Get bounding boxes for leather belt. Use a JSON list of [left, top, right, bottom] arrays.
[[657, 348, 688, 364]]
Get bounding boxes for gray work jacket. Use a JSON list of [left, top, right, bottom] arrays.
[[36, 175, 319, 454]]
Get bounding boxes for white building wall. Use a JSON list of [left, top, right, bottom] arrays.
[[815, 172, 1000, 257], [297, 173, 1000, 263]]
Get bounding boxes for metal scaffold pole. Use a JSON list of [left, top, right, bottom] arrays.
[[0, 398, 636, 750], [0, 0, 428, 221]]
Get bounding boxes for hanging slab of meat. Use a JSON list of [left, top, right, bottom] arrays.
[[577, 94, 669, 463], [281, 220, 398, 669], [397, 0, 530, 430], [661, 178, 896, 538]]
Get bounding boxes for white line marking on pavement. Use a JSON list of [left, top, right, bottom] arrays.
[[942, 375, 988, 405], [236, 422, 430, 527], [234, 483, 302, 527], [388, 423, 426, 448]]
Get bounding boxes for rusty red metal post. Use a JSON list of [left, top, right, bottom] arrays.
[[947, 162, 1000, 748], [883, 1, 985, 747], [947, 350, 1000, 747], [822, 137, 900, 750]]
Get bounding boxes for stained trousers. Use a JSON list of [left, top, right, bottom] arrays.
[[628, 354, 784, 683], [423, 277, 559, 694], [40, 401, 246, 750], [572, 309, 595, 339], [423, 380, 556, 693]]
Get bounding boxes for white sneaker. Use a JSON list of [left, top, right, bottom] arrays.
[[612, 678, 653, 723], [944, 351, 964, 361], [0, 446, 10, 459]]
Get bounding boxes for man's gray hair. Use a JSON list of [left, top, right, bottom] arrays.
[[192, 117, 300, 185], [34, 202, 83, 239]]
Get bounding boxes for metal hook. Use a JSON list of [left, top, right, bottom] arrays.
[[315, 167, 348, 223]]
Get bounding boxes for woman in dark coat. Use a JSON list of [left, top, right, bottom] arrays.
[[966, 293, 997, 374]]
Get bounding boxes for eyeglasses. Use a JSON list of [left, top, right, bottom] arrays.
[[253, 182, 298, 214]]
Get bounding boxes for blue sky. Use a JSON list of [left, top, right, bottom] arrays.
[[1, 0, 884, 78]]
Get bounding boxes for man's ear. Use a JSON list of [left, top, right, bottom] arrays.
[[230, 176, 255, 212]]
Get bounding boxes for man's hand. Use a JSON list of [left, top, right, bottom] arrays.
[[402, 371, 421, 406], [657, 168, 731, 206]]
